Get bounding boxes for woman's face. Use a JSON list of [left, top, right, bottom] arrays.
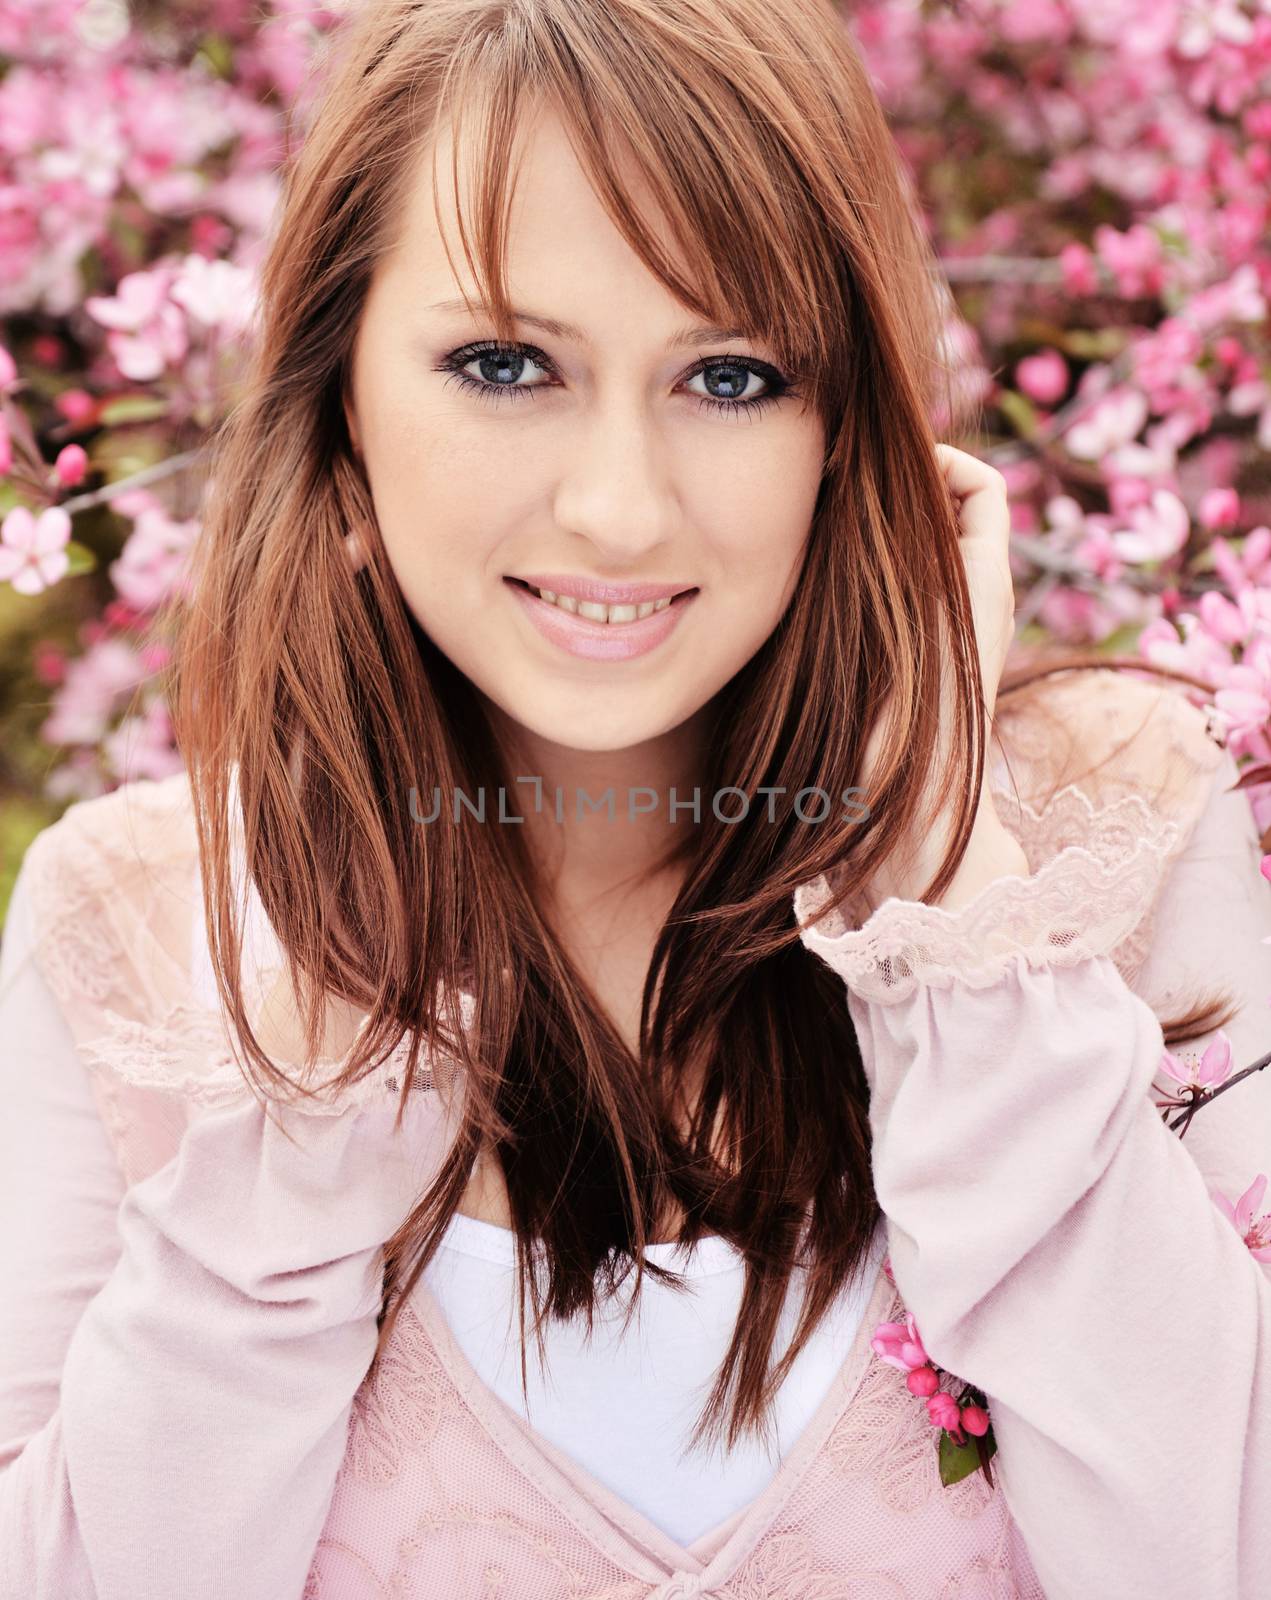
[[346, 104, 826, 758]]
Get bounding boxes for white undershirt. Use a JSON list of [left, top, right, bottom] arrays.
[[421, 1208, 886, 1547]]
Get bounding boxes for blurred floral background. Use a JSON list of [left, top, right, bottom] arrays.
[[2, 0, 1270, 925]]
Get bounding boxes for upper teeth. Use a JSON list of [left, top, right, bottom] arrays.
[[531, 586, 674, 623]]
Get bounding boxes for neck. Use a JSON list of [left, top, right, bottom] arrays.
[[484, 700, 714, 909]]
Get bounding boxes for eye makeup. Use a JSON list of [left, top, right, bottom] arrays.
[[432, 339, 799, 418]]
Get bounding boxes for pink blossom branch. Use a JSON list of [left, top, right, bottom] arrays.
[[1166, 1050, 1271, 1138], [938, 255, 1067, 286], [58, 448, 207, 516]]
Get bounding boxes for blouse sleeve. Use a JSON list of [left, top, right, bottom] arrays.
[[0, 855, 127, 1473], [0, 851, 443, 1600], [795, 748, 1271, 1600]]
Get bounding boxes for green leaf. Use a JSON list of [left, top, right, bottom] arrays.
[[63, 540, 97, 577], [1093, 620, 1149, 655], [1057, 328, 1127, 361], [99, 395, 170, 427], [195, 33, 235, 80], [938, 1429, 983, 1486], [997, 389, 1039, 439]]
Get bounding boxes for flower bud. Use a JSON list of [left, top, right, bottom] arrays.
[[960, 1404, 991, 1437], [927, 1391, 962, 1432], [1199, 487, 1239, 530], [55, 444, 89, 488]]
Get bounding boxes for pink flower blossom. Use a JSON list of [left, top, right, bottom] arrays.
[[85, 266, 169, 333], [108, 507, 199, 611], [1158, 1031, 1233, 1094], [54, 442, 88, 487], [103, 697, 184, 784], [1211, 1174, 1271, 1263], [1215, 666, 1271, 742], [1110, 489, 1190, 564], [169, 253, 257, 334], [54, 389, 97, 426], [1016, 348, 1068, 404], [85, 266, 189, 381], [871, 1313, 931, 1373], [926, 1390, 965, 1444], [1197, 589, 1250, 647], [1064, 388, 1149, 461], [1108, 477, 1152, 517], [1185, 264, 1266, 332], [1074, 523, 1126, 583], [1059, 241, 1098, 295], [1177, 2, 1256, 62], [1199, 487, 1240, 529], [1212, 527, 1271, 594], [0, 504, 71, 594], [40, 636, 145, 748], [1093, 223, 1164, 298], [32, 642, 66, 685], [1138, 611, 1234, 686]]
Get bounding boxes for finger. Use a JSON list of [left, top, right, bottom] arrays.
[[934, 444, 1010, 558], [933, 442, 1005, 500]]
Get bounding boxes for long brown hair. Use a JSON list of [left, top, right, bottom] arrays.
[[163, 0, 1238, 1458]]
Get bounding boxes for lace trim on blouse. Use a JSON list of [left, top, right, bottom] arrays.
[[792, 785, 1182, 1005]]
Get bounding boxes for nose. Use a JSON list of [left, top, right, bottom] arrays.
[[550, 397, 680, 568]]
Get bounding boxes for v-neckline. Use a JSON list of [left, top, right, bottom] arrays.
[[410, 1239, 898, 1589]]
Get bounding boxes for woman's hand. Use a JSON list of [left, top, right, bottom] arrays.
[[858, 443, 1028, 914]]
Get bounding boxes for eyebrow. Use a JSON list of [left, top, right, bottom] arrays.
[[426, 297, 747, 348]]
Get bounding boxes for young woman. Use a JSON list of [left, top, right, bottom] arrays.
[[3, 1, 1269, 1596]]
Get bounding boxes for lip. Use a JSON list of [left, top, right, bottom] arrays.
[[508, 573, 698, 605], [503, 576, 698, 662]]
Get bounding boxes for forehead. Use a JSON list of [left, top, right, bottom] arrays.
[[377, 100, 692, 320]]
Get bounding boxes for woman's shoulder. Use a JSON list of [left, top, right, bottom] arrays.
[[18, 768, 200, 969], [14, 771, 221, 1087], [991, 664, 1227, 841], [15, 768, 432, 1136], [19, 767, 198, 897]]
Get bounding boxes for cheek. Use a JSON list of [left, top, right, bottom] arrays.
[[698, 474, 816, 604], [362, 413, 513, 596]]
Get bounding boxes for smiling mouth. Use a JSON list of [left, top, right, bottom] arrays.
[[504, 577, 698, 625]]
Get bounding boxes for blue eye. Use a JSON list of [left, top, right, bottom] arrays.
[[440, 343, 554, 402], [434, 340, 796, 417], [683, 359, 784, 415]]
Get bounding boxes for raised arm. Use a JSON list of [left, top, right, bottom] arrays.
[[796, 746, 1271, 1599]]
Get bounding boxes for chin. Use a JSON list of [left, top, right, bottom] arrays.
[[509, 697, 696, 754]]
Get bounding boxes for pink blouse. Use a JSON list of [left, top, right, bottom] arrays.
[[2, 667, 1270, 1600]]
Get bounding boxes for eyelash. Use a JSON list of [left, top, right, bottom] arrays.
[[434, 340, 797, 418]]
